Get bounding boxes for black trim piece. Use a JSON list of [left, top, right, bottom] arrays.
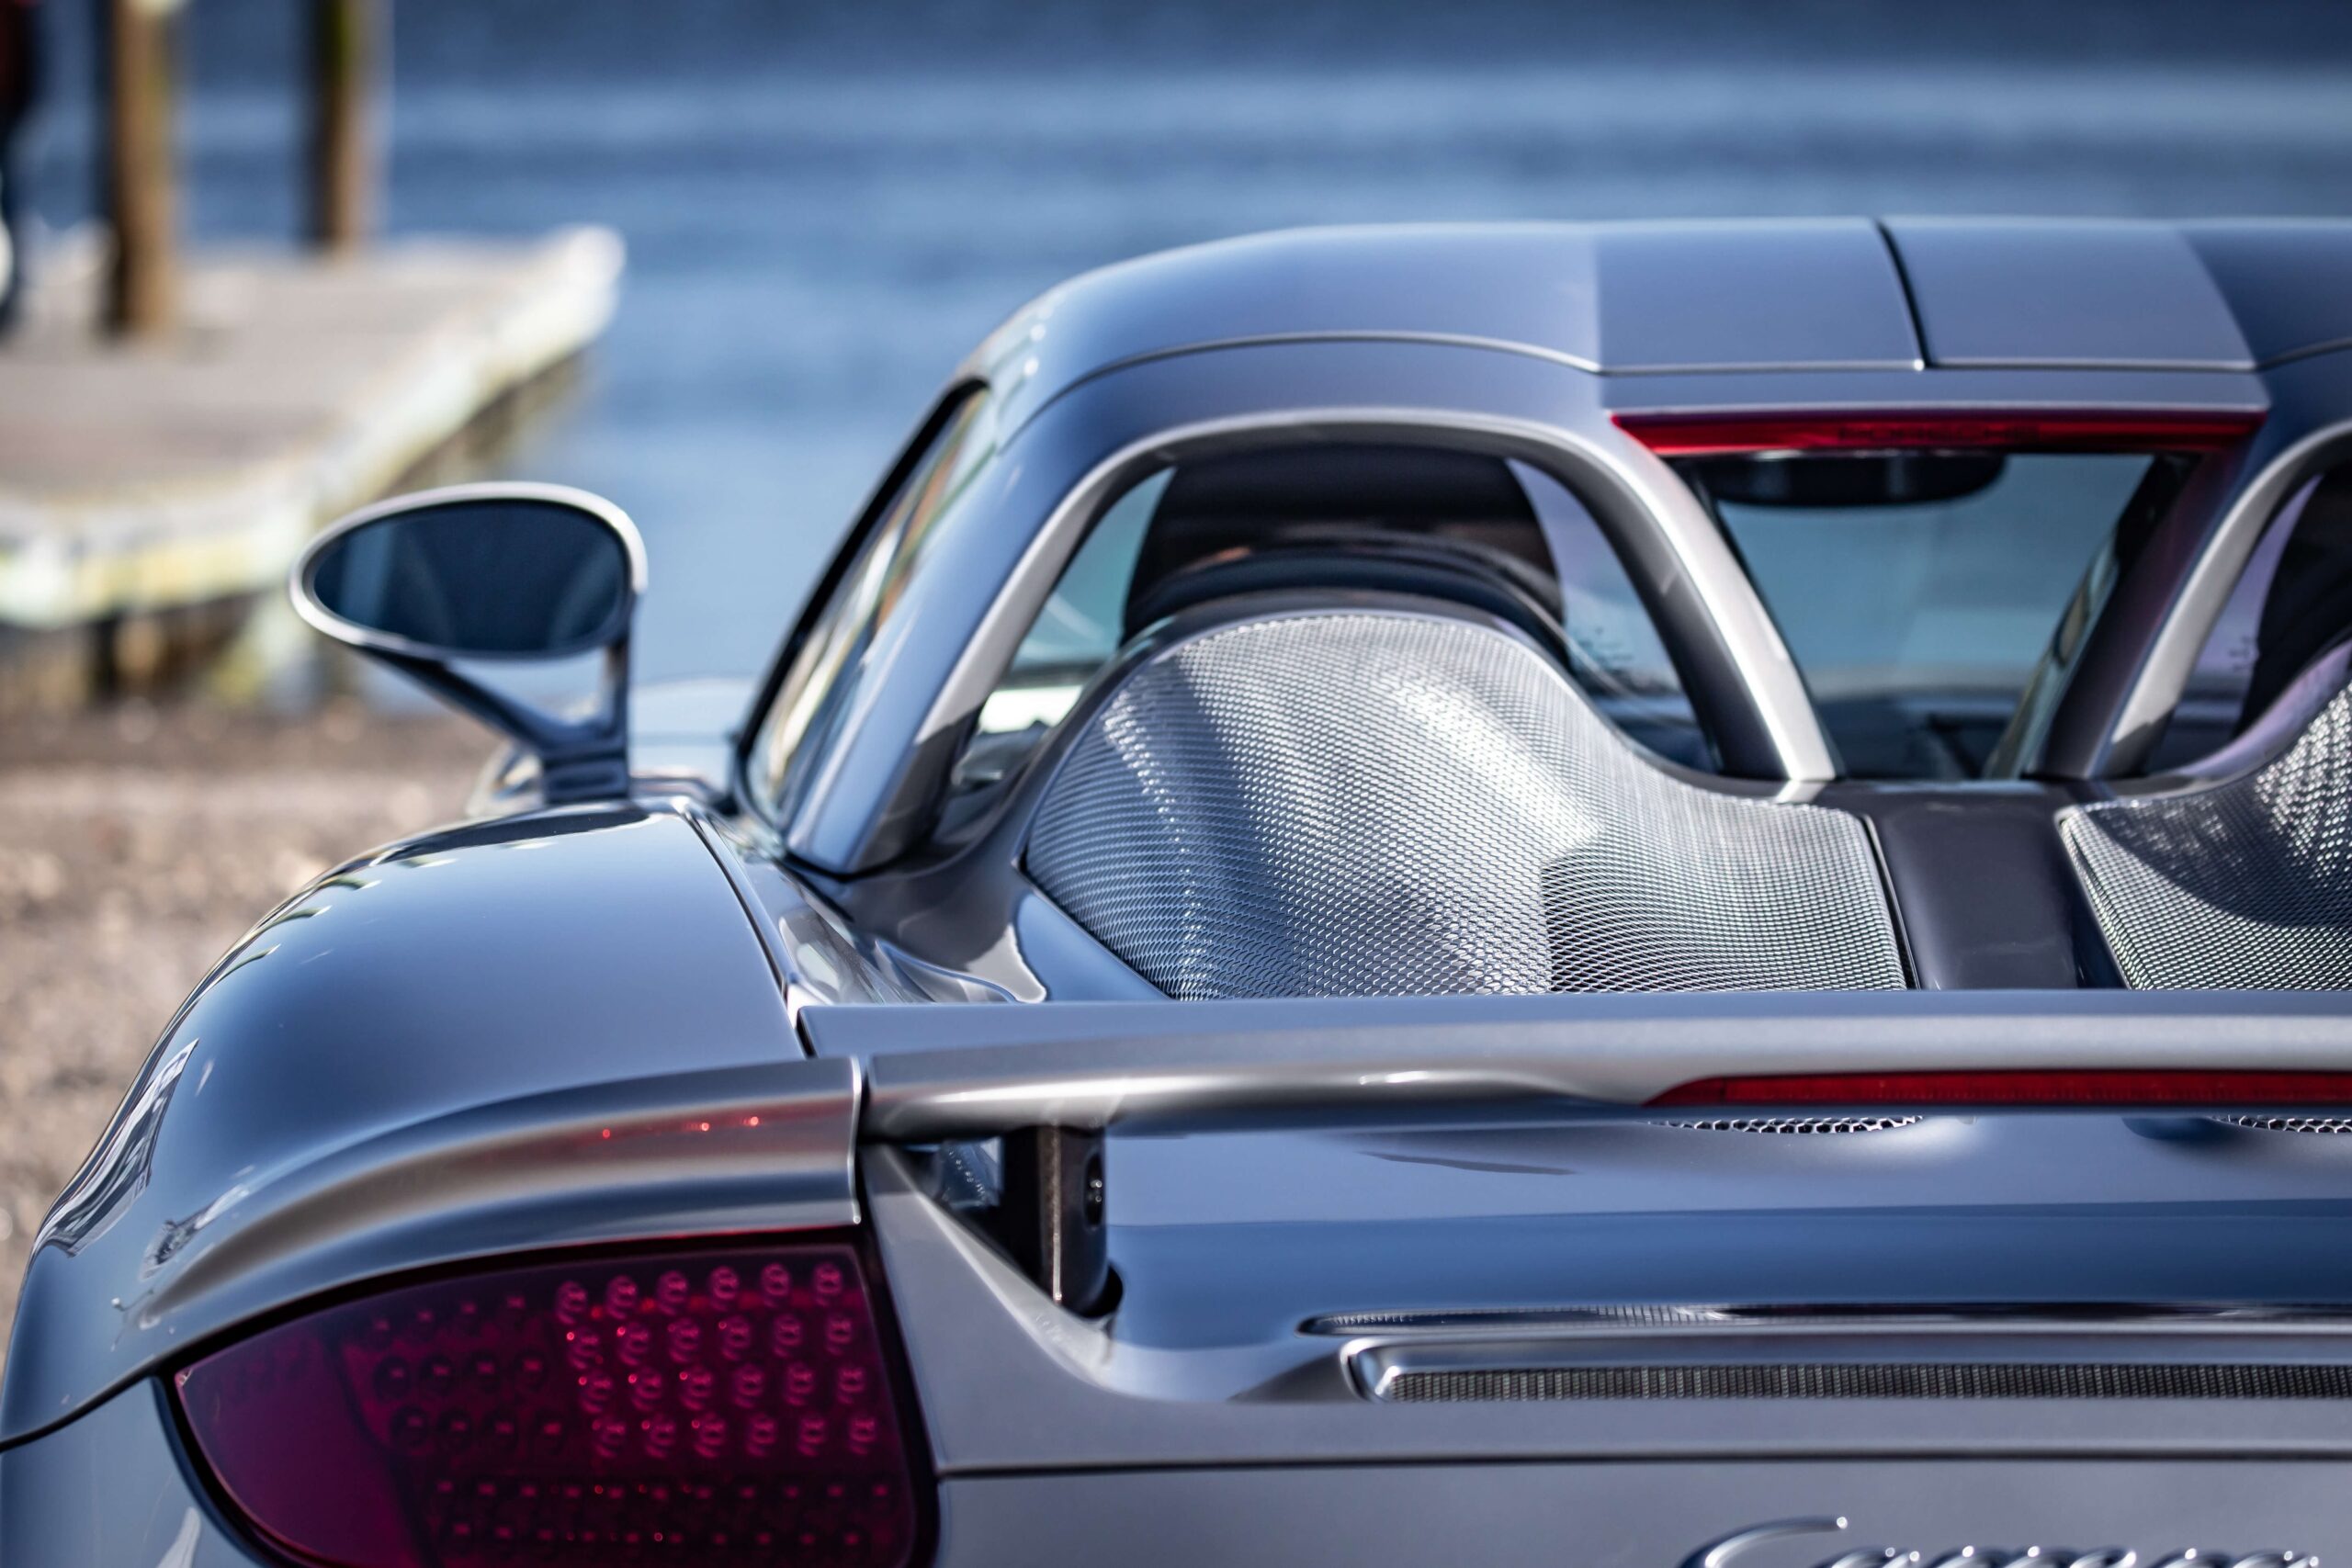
[[1383, 1362, 2352, 1403]]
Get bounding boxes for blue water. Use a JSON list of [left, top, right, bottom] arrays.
[[21, 1, 2352, 682]]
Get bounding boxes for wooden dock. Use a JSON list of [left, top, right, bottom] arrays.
[[0, 225, 623, 706]]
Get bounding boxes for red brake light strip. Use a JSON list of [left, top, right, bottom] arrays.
[[1612, 409, 2264, 456]]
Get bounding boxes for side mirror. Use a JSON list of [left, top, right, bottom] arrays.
[[291, 483, 647, 803]]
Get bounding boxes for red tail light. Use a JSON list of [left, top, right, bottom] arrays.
[[174, 1239, 924, 1568], [1650, 1068, 2352, 1108], [1611, 409, 2262, 455]]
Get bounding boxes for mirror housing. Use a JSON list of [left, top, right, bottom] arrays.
[[290, 483, 648, 803]]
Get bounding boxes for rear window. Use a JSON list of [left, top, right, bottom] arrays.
[[1676, 450, 2188, 779]]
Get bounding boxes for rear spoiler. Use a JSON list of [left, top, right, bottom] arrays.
[[811, 989, 2352, 1139], [810, 989, 2352, 1313], [17, 991, 2352, 1449]]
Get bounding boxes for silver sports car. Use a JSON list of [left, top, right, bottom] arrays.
[[6, 219, 2352, 1566]]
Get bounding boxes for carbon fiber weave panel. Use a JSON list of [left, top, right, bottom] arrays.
[[1025, 609, 1905, 998], [2061, 682, 2352, 988]]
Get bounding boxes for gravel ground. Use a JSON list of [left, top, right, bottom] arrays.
[[0, 702, 484, 1370]]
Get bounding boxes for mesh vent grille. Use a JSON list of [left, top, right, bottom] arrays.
[[1382, 1362, 2352, 1403], [1309, 1304, 2352, 1335], [1653, 1115, 1923, 1134], [1027, 610, 1905, 999], [2214, 1114, 2352, 1134], [2060, 682, 2352, 988]]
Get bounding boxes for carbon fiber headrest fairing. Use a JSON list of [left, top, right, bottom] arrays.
[[2062, 674, 2352, 989], [1024, 607, 1908, 998]]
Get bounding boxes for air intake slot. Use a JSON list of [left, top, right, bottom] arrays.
[[1374, 1362, 2352, 1403]]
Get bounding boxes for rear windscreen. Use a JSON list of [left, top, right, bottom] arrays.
[[1676, 449, 2188, 779]]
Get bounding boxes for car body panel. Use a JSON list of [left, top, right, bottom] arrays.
[[2184, 220, 2352, 367], [0, 1382, 254, 1566], [976, 219, 2308, 435], [865, 1144, 2352, 1474], [935, 1465, 2348, 1568], [7, 1377, 2348, 1567], [0, 804, 854, 1446], [1585, 219, 1920, 371], [1823, 783, 2099, 990], [1883, 219, 2257, 370]]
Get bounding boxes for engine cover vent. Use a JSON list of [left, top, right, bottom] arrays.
[[1378, 1362, 2352, 1403], [1311, 1304, 2352, 1337], [2213, 1114, 2352, 1134], [1651, 1115, 1924, 1134]]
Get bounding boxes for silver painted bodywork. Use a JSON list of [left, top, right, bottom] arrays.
[[0, 804, 869, 1447], [9, 1377, 2348, 1566], [10, 219, 2352, 1562]]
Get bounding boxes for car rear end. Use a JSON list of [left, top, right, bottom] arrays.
[[17, 994, 2348, 1568]]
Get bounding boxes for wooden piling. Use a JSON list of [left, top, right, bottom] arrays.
[[308, 0, 376, 254], [103, 0, 180, 337]]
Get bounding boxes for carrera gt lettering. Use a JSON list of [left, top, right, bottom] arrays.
[[1684, 1517, 2318, 1568]]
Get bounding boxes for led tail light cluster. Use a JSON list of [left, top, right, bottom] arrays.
[[175, 1240, 922, 1568]]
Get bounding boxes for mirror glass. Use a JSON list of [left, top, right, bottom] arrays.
[[307, 498, 631, 659]]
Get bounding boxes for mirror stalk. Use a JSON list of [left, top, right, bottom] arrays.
[[379, 637, 634, 804]]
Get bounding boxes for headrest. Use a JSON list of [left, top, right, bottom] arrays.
[[1120, 445, 1559, 643]]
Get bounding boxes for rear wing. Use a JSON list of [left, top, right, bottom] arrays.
[[20, 990, 2352, 1448], [812, 989, 2352, 1140], [813, 989, 2352, 1312]]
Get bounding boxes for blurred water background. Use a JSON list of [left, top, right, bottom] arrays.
[[16, 0, 2352, 683]]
